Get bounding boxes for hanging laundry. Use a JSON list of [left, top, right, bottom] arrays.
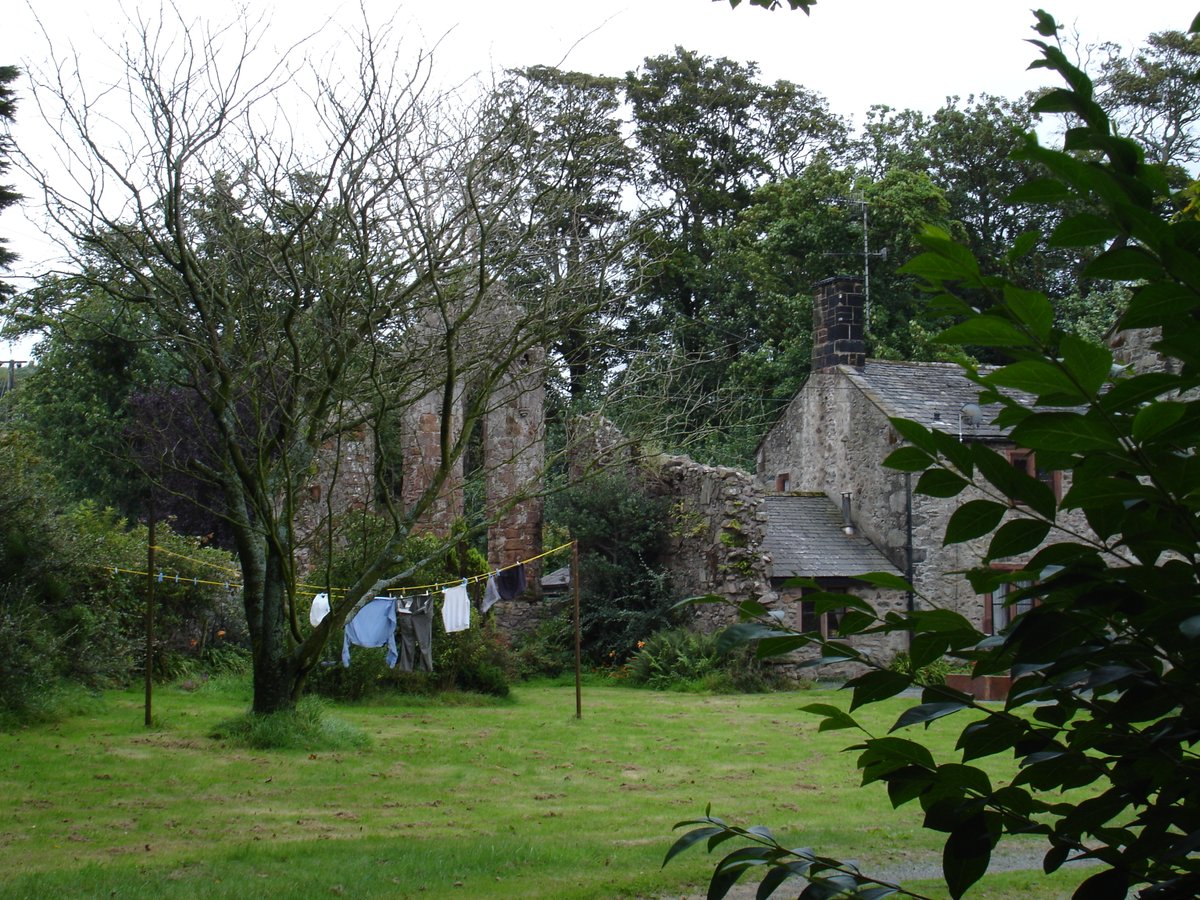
[[481, 575, 501, 614], [398, 594, 434, 672], [310, 592, 331, 627], [496, 563, 527, 601], [441, 580, 470, 633], [342, 597, 399, 667]]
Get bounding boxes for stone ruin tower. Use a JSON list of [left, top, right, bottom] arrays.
[[292, 284, 547, 613]]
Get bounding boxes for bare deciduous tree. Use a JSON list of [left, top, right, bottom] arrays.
[[17, 6, 606, 713]]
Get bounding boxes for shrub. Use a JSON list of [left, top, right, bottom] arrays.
[[887, 650, 956, 686], [0, 586, 65, 725], [546, 472, 679, 664], [628, 629, 785, 693]]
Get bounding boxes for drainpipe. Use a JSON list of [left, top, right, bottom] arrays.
[[905, 472, 915, 620]]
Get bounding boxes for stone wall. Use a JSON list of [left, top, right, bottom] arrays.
[[293, 422, 376, 575], [484, 348, 546, 590], [653, 455, 774, 632]]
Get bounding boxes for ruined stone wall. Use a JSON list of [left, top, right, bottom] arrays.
[[654, 456, 774, 632], [399, 387, 464, 535], [484, 348, 546, 590], [293, 422, 375, 575]]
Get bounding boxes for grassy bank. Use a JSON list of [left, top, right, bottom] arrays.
[[0, 678, 1079, 898]]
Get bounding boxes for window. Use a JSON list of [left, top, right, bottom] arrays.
[[800, 599, 843, 638], [775, 472, 791, 492], [983, 577, 1035, 635], [1007, 449, 1062, 501]]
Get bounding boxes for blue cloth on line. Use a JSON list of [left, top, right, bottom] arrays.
[[342, 597, 398, 667]]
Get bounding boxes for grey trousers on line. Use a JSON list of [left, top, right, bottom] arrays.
[[399, 609, 433, 672]]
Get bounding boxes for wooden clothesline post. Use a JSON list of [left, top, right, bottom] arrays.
[[144, 500, 156, 728], [572, 539, 582, 719]]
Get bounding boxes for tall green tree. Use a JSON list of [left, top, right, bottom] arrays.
[[620, 48, 846, 461], [1098, 29, 1200, 176], [493, 66, 635, 408], [0, 65, 20, 298]]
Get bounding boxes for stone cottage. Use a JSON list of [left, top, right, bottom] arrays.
[[755, 275, 1073, 636]]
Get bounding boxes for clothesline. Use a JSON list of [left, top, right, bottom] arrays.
[[383, 541, 575, 597], [91, 539, 576, 600]]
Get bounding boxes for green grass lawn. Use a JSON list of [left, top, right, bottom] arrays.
[[0, 678, 1083, 899]]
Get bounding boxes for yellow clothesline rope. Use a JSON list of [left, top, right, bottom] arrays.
[[382, 540, 575, 596], [95, 540, 576, 601], [149, 546, 341, 594]]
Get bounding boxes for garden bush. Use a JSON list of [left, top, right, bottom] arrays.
[[628, 628, 786, 693], [545, 471, 679, 664]]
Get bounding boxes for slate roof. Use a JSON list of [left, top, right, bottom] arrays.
[[762, 494, 901, 580], [839, 359, 1012, 440]]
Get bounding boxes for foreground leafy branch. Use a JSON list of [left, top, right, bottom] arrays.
[[668, 10, 1200, 899]]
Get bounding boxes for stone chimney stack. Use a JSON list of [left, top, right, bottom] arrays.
[[811, 275, 865, 372]]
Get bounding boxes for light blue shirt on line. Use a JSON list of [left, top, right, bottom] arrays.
[[342, 597, 398, 667]]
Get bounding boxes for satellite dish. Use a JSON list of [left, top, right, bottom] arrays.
[[961, 403, 982, 425]]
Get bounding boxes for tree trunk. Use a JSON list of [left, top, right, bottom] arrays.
[[247, 543, 300, 715]]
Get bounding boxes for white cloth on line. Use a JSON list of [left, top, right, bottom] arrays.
[[441, 580, 471, 633], [309, 592, 330, 627]]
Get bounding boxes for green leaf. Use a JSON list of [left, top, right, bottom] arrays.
[[908, 608, 978, 635], [1131, 401, 1187, 444], [663, 825, 724, 867], [956, 717, 1025, 762], [857, 736, 936, 782], [888, 417, 937, 454], [1060, 475, 1153, 509], [884, 446, 934, 472], [708, 855, 755, 900], [802, 703, 861, 733], [1002, 287, 1054, 343], [1180, 615, 1200, 640], [944, 500, 1009, 545], [1009, 412, 1120, 452], [886, 765, 936, 807], [1122, 282, 1200, 329], [916, 468, 970, 498], [755, 865, 800, 899], [943, 811, 1000, 899], [847, 669, 913, 710], [837, 610, 876, 636], [890, 702, 967, 733], [1008, 230, 1039, 261], [985, 360, 1084, 404], [1008, 178, 1072, 204], [939, 316, 1034, 349], [1047, 213, 1119, 248], [717, 623, 788, 654], [1060, 335, 1112, 397], [909, 631, 949, 669], [972, 443, 1055, 518], [851, 571, 912, 592], [1084, 246, 1163, 282], [756, 635, 811, 658], [1071, 867, 1128, 899], [987, 519, 1052, 561]]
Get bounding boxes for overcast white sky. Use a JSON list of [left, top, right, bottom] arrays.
[[1, 0, 1191, 357]]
